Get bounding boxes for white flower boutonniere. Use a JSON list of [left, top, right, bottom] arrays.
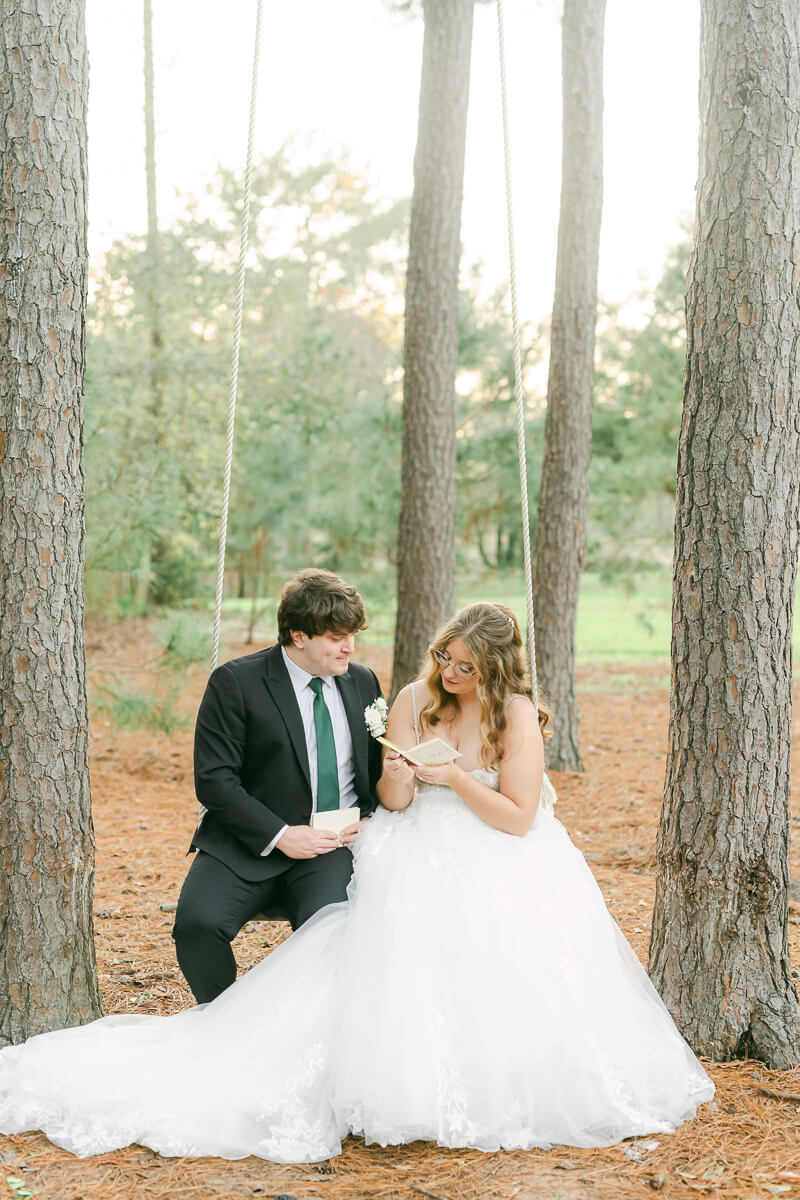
[[364, 697, 389, 738]]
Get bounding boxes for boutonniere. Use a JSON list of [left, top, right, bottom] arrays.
[[364, 697, 389, 738]]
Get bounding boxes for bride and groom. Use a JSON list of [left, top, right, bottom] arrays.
[[0, 568, 714, 1162]]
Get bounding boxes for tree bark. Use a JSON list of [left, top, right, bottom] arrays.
[[0, 0, 102, 1044], [391, 0, 474, 698], [143, 0, 162, 417], [648, 0, 800, 1068], [141, 0, 169, 606], [532, 0, 606, 770]]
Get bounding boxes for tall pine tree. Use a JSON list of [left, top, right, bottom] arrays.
[[532, 0, 606, 770], [649, 0, 800, 1067], [391, 0, 475, 696], [0, 0, 102, 1043]]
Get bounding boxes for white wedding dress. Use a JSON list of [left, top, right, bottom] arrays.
[[0, 772, 713, 1162]]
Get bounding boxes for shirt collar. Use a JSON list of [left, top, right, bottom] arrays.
[[281, 646, 335, 695]]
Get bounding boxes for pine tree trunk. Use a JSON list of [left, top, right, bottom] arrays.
[[0, 0, 102, 1044], [391, 0, 474, 698], [143, 0, 169, 605], [532, 0, 606, 770], [143, 0, 162, 417], [648, 0, 800, 1068]]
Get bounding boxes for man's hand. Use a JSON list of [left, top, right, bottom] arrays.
[[276, 825, 340, 860], [339, 817, 370, 849]]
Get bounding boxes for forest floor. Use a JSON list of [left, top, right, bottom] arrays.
[[2, 619, 800, 1200]]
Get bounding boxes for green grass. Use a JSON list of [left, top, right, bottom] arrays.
[[94, 679, 191, 735], [158, 611, 213, 667], [576, 576, 673, 663]]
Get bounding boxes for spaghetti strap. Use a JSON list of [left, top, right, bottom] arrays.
[[411, 683, 421, 744]]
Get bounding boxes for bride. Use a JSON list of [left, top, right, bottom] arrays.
[[0, 603, 713, 1162]]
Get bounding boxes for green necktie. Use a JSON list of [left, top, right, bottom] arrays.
[[309, 677, 340, 812]]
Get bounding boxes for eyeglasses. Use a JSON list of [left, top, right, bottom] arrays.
[[433, 648, 477, 678]]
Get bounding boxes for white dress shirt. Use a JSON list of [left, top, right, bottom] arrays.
[[261, 648, 358, 855]]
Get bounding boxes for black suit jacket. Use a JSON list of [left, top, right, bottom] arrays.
[[190, 643, 383, 881]]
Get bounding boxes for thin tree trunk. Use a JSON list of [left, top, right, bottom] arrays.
[[143, 0, 168, 606], [532, 0, 606, 770], [649, 0, 800, 1068], [143, 0, 163, 416], [0, 0, 102, 1043], [391, 0, 474, 698]]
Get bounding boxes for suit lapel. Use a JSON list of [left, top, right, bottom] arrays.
[[336, 670, 369, 794], [263, 645, 312, 791]]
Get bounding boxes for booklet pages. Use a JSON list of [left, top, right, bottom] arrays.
[[376, 736, 461, 767]]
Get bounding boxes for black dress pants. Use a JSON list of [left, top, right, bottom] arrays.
[[173, 847, 354, 1003]]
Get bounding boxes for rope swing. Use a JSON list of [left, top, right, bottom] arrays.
[[209, 0, 538, 707], [495, 0, 538, 705], [210, 0, 263, 675]]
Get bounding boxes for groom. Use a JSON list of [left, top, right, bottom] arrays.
[[173, 568, 384, 1002]]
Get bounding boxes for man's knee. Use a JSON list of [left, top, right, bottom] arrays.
[[173, 875, 243, 948], [291, 848, 353, 927], [173, 902, 234, 948]]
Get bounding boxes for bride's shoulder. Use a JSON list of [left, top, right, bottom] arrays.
[[391, 680, 426, 712], [504, 693, 542, 743]]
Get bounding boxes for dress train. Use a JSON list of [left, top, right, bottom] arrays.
[[0, 773, 714, 1161]]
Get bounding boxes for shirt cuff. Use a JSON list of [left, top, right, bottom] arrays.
[[261, 824, 289, 856]]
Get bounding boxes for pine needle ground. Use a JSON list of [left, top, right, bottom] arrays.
[[2, 628, 799, 1200]]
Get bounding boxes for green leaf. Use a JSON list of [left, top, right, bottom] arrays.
[[6, 1182, 34, 1200]]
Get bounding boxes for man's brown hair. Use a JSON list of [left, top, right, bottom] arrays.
[[276, 568, 367, 646]]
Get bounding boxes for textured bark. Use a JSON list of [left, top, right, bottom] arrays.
[[391, 0, 474, 698], [532, 0, 605, 770], [143, 0, 162, 407], [140, 0, 168, 607], [649, 0, 800, 1067], [0, 0, 102, 1043]]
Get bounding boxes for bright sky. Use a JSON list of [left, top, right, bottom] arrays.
[[85, 0, 700, 325]]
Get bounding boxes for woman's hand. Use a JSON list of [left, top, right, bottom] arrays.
[[339, 817, 371, 848], [413, 760, 461, 788], [382, 752, 416, 786], [376, 687, 424, 811]]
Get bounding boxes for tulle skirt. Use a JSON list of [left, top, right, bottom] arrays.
[[0, 777, 713, 1161]]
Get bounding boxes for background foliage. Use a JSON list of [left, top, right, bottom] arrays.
[[84, 149, 687, 621]]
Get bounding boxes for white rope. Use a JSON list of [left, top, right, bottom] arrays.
[[210, 0, 263, 673], [495, 0, 538, 705]]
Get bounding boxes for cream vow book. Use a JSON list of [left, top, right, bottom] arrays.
[[310, 806, 360, 834], [376, 736, 461, 767]]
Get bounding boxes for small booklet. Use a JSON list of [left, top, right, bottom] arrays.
[[311, 806, 360, 834], [376, 736, 461, 767]]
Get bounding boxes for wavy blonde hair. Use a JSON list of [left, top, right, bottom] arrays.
[[419, 602, 551, 768]]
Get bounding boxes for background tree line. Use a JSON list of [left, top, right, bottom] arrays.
[[83, 147, 686, 617]]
